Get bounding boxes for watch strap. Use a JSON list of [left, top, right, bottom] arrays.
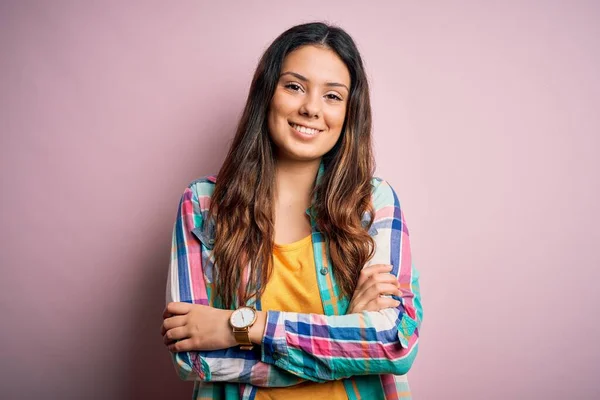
[[233, 328, 253, 350]]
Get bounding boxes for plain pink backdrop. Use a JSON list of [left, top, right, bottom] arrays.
[[1, 1, 599, 399]]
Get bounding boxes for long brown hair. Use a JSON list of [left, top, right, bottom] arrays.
[[208, 22, 375, 308]]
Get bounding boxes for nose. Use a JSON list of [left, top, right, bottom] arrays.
[[299, 93, 321, 119]]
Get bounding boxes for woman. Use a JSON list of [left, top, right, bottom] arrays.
[[162, 22, 422, 400]]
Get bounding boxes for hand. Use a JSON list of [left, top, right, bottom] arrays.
[[347, 264, 402, 314], [161, 302, 236, 352]]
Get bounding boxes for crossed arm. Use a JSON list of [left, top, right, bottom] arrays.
[[162, 179, 422, 385]]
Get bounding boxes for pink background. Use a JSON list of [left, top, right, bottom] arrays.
[[1, 1, 599, 399]]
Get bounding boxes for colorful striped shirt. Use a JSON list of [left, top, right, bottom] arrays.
[[165, 166, 423, 399]]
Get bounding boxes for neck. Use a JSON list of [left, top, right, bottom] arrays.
[[274, 158, 321, 207]]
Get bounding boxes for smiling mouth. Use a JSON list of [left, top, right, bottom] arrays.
[[288, 122, 323, 136]]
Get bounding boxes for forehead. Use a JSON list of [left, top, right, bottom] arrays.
[[281, 45, 351, 88]]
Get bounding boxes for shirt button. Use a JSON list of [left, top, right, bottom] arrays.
[[320, 267, 329, 275], [208, 238, 215, 244]]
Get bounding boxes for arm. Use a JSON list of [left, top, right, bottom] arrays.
[[257, 179, 423, 382], [165, 183, 305, 386]]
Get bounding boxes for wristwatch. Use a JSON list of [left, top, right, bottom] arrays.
[[229, 306, 257, 350]]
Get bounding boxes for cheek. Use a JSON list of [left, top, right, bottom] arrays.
[[326, 107, 347, 132], [267, 98, 285, 135], [270, 91, 294, 119]]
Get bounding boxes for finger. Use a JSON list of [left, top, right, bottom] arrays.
[[365, 282, 402, 298], [352, 271, 398, 308], [357, 265, 392, 285], [360, 280, 401, 297], [352, 283, 400, 309], [356, 264, 393, 288], [370, 273, 400, 286], [163, 315, 187, 332], [168, 338, 194, 353], [352, 282, 399, 307], [164, 326, 189, 345], [166, 302, 192, 316], [365, 296, 402, 312], [363, 274, 401, 291]]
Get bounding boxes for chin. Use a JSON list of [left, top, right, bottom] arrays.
[[282, 151, 322, 162], [276, 146, 323, 162]]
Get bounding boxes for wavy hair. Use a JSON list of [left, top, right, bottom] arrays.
[[208, 22, 375, 308]]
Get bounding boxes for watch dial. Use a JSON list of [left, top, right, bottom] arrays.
[[231, 307, 255, 328]]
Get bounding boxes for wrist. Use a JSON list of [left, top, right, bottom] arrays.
[[222, 309, 237, 348], [248, 310, 267, 344]]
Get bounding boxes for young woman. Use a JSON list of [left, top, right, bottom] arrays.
[[162, 22, 422, 400]]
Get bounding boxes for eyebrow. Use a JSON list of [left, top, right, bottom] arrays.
[[280, 71, 350, 93]]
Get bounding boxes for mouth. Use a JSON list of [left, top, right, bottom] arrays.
[[288, 121, 324, 136]]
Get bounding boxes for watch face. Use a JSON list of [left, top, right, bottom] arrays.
[[231, 307, 256, 328]]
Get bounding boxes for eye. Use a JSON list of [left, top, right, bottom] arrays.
[[325, 93, 343, 101], [284, 83, 304, 92]]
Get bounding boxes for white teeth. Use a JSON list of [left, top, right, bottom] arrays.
[[292, 123, 319, 135]]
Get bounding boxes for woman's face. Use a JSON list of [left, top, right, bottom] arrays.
[[267, 45, 351, 162]]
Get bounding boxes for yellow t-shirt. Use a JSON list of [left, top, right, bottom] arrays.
[[255, 235, 348, 400]]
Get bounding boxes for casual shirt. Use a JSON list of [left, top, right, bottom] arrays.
[[165, 165, 423, 399]]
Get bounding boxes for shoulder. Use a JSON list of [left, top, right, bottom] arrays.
[[370, 176, 402, 210], [181, 175, 217, 213], [188, 174, 217, 188], [187, 175, 217, 194]]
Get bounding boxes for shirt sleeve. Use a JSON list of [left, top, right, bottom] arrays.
[[260, 179, 423, 382], [165, 182, 307, 386]]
